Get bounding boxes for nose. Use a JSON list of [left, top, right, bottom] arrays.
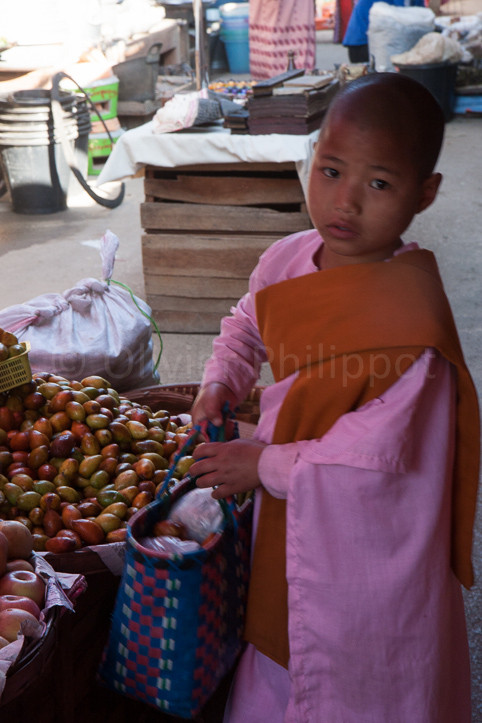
[[334, 180, 361, 215]]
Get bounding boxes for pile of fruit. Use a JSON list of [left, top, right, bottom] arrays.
[[0, 356, 198, 553], [208, 79, 254, 103], [0, 520, 45, 646], [0, 330, 26, 362]]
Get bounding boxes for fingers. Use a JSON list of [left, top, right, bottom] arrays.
[[190, 382, 237, 427], [189, 443, 221, 486], [191, 442, 219, 460]]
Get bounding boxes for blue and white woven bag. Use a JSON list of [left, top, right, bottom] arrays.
[[98, 416, 253, 719]]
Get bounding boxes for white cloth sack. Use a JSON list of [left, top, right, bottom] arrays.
[[368, 3, 435, 71], [391, 32, 464, 65], [0, 230, 160, 392]]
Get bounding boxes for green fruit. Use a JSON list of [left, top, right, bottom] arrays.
[[65, 401, 86, 421], [89, 470, 110, 490], [56, 486, 81, 503], [175, 456, 195, 478], [79, 454, 103, 478], [102, 501, 128, 519], [7, 343, 25, 358], [17, 490, 42, 511], [114, 469, 139, 490], [95, 512, 122, 533], [4, 482, 23, 505], [33, 480, 56, 495], [86, 413, 110, 430], [97, 489, 126, 507], [37, 382, 63, 399]]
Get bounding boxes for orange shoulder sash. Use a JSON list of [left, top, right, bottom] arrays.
[[244, 250, 480, 668]]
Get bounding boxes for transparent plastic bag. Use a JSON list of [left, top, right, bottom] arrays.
[[168, 487, 224, 544]]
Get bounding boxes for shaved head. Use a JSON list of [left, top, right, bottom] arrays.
[[323, 73, 445, 179]]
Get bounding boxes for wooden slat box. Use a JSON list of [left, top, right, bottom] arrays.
[[141, 161, 312, 333]]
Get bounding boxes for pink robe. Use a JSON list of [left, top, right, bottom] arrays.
[[249, 0, 316, 80], [202, 230, 471, 722]]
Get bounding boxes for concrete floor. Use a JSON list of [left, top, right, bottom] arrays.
[[0, 29, 481, 720]]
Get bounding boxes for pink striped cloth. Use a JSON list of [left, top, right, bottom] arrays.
[[249, 0, 316, 80]]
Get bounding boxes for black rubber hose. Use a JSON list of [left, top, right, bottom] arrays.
[[51, 71, 125, 209]]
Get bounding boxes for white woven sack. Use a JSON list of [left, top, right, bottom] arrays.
[[0, 230, 160, 392], [368, 3, 435, 71]]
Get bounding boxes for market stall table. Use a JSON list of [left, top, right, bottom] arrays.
[[97, 121, 318, 333]]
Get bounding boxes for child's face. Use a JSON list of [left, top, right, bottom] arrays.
[[307, 112, 441, 269]]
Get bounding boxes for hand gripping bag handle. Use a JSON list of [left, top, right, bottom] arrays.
[[158, 402, 241, 525], [50, 71, 125, 209]]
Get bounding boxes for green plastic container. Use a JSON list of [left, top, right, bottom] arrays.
[[70, 75, 120, 123]]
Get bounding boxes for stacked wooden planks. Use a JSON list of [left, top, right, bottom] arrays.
[[141, 161, 312, 333]]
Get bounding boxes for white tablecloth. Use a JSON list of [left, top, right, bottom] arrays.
[[96, 121, 318, 198]]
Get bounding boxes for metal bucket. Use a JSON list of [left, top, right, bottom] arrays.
[[0, 89, 91, 214], [113, 43, 163, 102]]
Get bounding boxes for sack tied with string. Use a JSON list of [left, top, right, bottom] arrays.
[[0, 230, 160, 391]]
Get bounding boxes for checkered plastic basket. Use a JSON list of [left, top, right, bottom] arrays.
[[98, 475, 253, 719]]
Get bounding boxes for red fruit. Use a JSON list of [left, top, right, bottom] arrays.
[[0, 594, 41, 619], [0, 570, 45, 606], [54, 529, 82, 549], [23, 392, 46, 411], [95, 394, 117, 411], [28, 429, 50, 450], [133, 458, 155, 480], [0, 408, 15, 432], [49, 431, 76, 458], [27, 445, 49, 470], [7, 465, 35, 480], [99, 407, 114, 422], [70, 519, 104, 546], [11, 412, 24, 429], [0, 532, 8, 576], [61, 504, 82, 530], [0, 608, 42, 642], [101, 443, 120, 459], [42, 509, 63, 537], [7, 461, 26, 476], [49, 390, 74, 413], [32, 417, 53, 439], [36, 463, 57, 482], [0, 520, 34, 559], [6, 559, 35, 573], [126, 408, 150, 426], [49, 412, 71, 434], [44, 536, 77, 554], [9, 432, 30, 452], [11, 451, 29, 465], [70, 421, 90, 442]]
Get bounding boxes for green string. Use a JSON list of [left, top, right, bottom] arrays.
[[107, 278, 163, 371]]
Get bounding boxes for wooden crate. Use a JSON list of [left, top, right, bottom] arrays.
[[141, 161, 312, 333]]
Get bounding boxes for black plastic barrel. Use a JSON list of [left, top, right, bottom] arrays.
[[395, 62, 458, 122]]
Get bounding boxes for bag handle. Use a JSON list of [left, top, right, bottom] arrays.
[[157, 403, 240, 523], [50, 71, 125, 209]]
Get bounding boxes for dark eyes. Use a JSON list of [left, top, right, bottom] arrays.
[[370, 179, 390, 190], [321, 168, 390, 190]]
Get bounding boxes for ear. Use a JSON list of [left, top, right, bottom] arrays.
[[416, 172, 442, 214]]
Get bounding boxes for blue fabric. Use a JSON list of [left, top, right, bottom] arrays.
[[454, 95, 482, 114], [343, 0, 425, 48]]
